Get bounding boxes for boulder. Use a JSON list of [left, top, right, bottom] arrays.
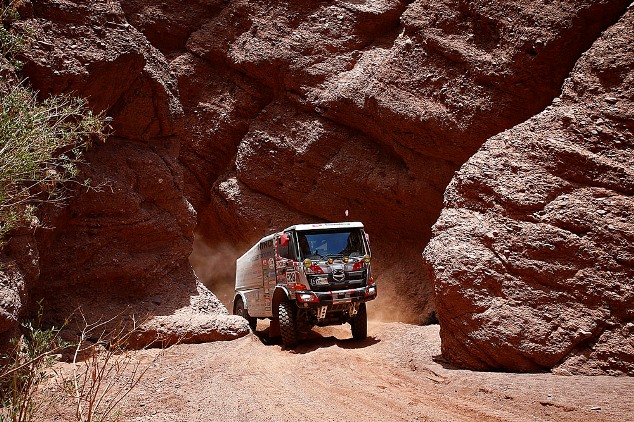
[[0, 233, 39, 347], [424, 8, 634, 375]]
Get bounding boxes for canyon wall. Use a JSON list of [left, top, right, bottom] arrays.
[[4, 0, 249, 344], [121, 0, 630, 324], [0, 0, 631, 373], [424, 7, 634, 375]]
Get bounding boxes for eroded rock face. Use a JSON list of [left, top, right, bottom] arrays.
[[1, 0, 631, 361], [128, 0, 628, 322], [424, 8, 634, 375], [0, 233, 39, 346], [4, 0, 248, 345]]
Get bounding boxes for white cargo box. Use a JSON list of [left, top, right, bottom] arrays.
[[235, 233, 276, 291]]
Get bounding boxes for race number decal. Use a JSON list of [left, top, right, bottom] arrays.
[[286, 271, 297, 283]]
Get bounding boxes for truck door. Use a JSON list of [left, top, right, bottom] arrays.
[[275, 230, 301, 290]]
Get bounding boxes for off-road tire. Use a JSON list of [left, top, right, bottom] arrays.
[[278, 301, 299, 348], [234, 298, 257, 331], [350, 302, 367, 340]]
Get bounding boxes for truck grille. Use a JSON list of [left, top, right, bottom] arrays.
[[308, 270, 367, 292]]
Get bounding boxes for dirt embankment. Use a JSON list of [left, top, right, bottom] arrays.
[[42, 320, 634, 421]]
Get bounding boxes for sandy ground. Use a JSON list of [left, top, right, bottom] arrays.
[[43, 320, 634, 422]]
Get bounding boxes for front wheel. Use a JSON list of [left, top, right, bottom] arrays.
[[234, 297, 257, 331], [350, 302, 367, 340], [278, 301, 299, 348]]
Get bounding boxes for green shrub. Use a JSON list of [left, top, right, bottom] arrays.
[[0, 1, 106, 241], [0, 82, 106, 238], [0, 1, 29, 69]]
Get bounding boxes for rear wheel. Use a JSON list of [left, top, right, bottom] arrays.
[[350, 302, 367, 340], [278, 301, 299, 348], [234, 297, 257, 331]]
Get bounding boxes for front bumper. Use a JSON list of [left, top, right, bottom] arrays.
[[295, 285, 377, 308]]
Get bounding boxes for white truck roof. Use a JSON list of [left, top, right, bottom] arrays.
[[283, 221, 364, 232]]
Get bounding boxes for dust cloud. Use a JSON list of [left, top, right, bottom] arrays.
[[189, 236, 245, 311], [368, 286, 432, 325], [364, 247, 437, 326]]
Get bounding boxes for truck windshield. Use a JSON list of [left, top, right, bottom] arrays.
[[296, 229, 365, 260]]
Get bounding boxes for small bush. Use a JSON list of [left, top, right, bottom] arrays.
[[0, 311, 162, 422], [65, 313, 157, 422], [0, 1, 107, 241], [0, 82, 106, 238], [0, 311, 67, 422], [0, 1, 29, 69]]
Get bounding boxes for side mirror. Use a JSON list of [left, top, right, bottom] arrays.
[[278, 234, 290, 259]]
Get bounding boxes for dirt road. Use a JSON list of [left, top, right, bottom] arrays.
[[46, 320, 634, 421]]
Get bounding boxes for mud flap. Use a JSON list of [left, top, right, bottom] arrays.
[[269, 318, 281, 337]]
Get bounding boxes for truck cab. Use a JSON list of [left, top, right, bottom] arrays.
[[233, 222, 377, 347]]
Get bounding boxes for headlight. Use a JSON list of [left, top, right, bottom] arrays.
[[296, 292, 319, 303], [364, 254, 371, 263], [303, 258, 312, 268]]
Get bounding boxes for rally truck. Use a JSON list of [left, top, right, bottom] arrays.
[[233, 222, 377, 347]]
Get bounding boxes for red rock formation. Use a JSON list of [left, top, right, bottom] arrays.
[[9, 0, 248, 344], [165, 0, 629, 321], [0, 231, 38, 346], [424, 8, 634, 375], [0, 0, 631, 365]]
